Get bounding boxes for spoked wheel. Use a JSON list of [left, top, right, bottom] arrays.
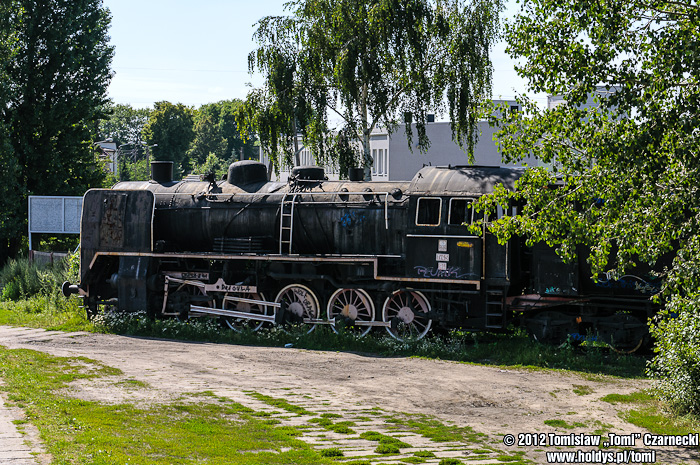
[[327, 288, 375, 337], [176, 282, 211, 320], [525, 311, 576, 345], [600, 313, 647, 354], [221, 292, 270, 332], [382, 290, 432, 341], [275, 284, 320, 333]]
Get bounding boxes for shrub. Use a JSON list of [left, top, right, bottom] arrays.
[[0, 255, 73, 301], [648, 294, 700, 415]]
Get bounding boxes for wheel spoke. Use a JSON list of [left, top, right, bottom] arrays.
[[222, 292, 269, 332], [382, 290, 432, 341], [275, 284, 320, 334], [327, 288, 375, 337]]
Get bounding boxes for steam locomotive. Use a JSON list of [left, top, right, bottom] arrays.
[[63, 160, 659, 349]]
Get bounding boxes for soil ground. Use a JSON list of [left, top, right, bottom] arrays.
[[0, 326, 697, 464]]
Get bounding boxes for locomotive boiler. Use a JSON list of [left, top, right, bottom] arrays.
[[63, 160, 658, 349]]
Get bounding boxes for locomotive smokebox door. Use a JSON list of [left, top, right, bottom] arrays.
[[80, 189, 155, 284]]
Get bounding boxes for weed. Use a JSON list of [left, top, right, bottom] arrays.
[[438, 459, 463, 465], [375, 443, 400, 454], [544, 419, 581, 429], [572, 384, 594, 395], [320, 447, 344, 457]]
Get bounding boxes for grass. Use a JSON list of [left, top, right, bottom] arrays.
[[543, 419, 586, 429], [601, 391, 700, 436], [1, 290, 698, 452], [0, 346, 335, 465], [244, 391, 314, 416], [385, 413, 487, 444], [0, 287, 651, 378]]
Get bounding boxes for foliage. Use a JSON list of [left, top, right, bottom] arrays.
[[188, 100, 257, 167], [476, 0, 700, 414], [118, 157, 151, 182], [0, 0, 113, 263], [99, 103, 151, 147], [0, 254, 74, 302], [648, 294, 700, 415], [191, 153, 230, 180], [142, 101, 196, 176], [238, 0, 504, 177]]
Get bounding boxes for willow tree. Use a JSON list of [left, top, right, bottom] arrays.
[[238, 0, 504, 177], [478, 0, 700, 414]]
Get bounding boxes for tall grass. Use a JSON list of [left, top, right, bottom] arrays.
[[0, 254, 89, 331], [0, 253, 78, 302]]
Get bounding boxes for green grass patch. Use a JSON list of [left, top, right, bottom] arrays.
[[543, 419, 585, 429], [375, 443, 400, 454], [438, 459, 463, 465], [386, 413, 486, 443], [401, 457, 427, 464], [0, 346, 335, 464], [572, 384, 593, 396], [245, 391, 314, 416], [600, 391, 654, 403], [599, 390, 699, 436], [319, 447, 344, 457]]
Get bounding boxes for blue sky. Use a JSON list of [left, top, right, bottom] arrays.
[[103, 0, 541, 109]]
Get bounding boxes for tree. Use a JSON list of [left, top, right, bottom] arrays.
[[238, 0, 504, 178], [1, 0, 113, 263], [0, 2, 23, 265], [480, 0, 700, 413], [99, 103, 151, 147], [189, 100, 258, 169], [142, 101, 195, 177]]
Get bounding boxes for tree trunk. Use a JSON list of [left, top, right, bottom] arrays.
[[360, 83, 372, 181]]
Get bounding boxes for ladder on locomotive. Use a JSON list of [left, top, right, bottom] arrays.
[[279, 193, 299, 254], [485, 286, 507, 329]]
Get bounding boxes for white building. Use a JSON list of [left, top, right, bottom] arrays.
[[94, 139, 118, 174]]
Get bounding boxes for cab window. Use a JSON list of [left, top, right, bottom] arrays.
[[415, 197, 441, 226], [448, 198, 473, 225]]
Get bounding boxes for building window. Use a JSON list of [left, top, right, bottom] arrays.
[[372, 148, 387, 177], [416, 197, 441, 226]]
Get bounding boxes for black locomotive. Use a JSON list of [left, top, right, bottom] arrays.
[[63, 160, 659, 349]]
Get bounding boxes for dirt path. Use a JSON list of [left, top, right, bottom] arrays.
[[0, 326, 697, 464]]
